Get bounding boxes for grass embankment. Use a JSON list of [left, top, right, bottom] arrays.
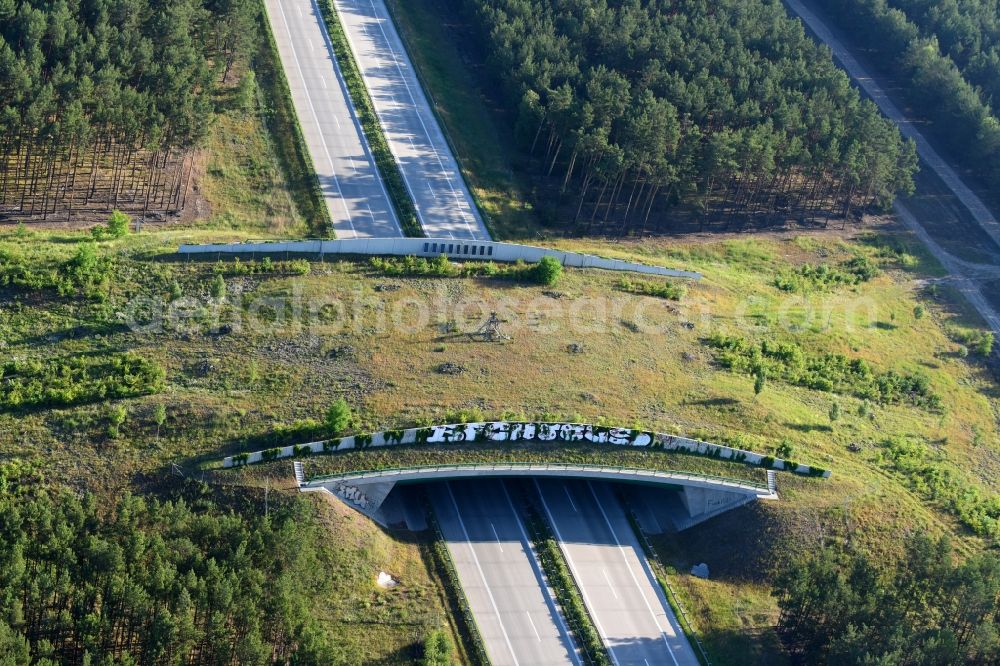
[[385, 0, 541, 238], [288, 489, 465, 662], [198, 27, 318, 237], [622, 504, 712, 666], [3, 225, 998, 662], [315, 0, 422, 236]]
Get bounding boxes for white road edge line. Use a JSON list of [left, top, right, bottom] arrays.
[[272, 0, 356, 235], [602, 568, 618, 599], [586, 482, 680, 666], [489, 521, 503, 552], [444, 483, 520, 665], [534, 480, 621, 666], [564, 484, 578, 512], [526, 612, 541, 642]]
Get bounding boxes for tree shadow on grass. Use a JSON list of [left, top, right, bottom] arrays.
[[688, 397, 741, 408], [784, 422, 833, 433]]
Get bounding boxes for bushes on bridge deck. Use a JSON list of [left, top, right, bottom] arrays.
[[228, 420, 830, 479], [368, 254, 563, 285]]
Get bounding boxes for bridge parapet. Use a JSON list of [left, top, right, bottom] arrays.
[[177, 237, 702, 280], [223, 421, 831, 479]]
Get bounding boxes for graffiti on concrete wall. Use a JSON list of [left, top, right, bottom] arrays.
[[222, 420, 831, 479], [423, 422, 653, 446]]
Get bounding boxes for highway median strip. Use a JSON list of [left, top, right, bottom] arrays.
[[518, 485, 612, 666], [316, 0, 423, 236]]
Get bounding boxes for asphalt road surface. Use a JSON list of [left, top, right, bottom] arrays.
[[333, 0, 490, 239], [264, 0, 401, 238], [536, 479, 700, 666], [429, 480, 580, 666]]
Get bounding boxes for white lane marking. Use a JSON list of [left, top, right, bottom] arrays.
[[499, 482, 584, 666], [564, 485, 578, 512], [534, 480, 620, 666], [444, 484, 519, 665], [526, 612, 541, 642], [320, 76, 327, 89], [586, 482, 680, 666], [490, 521, 503, 553], [272, 0, 356, 235], [313, 0, 403, 236], [364, 0, 481, 238], [307, 38, 314, 51], [602, 568, 618, 599]]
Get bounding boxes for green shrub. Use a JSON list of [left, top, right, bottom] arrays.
[[775, 255, 879, 293], [530, 256, 563, 286], [60, 242, 115, 299], [369, 254, 567, 285], [776, 439, 794, 459], [210, 274, 226, 299], [421, 629, 453, 666], [976, 332, 994, 356], [287, 259, 311, 275], [236, 69, 256, 111], [616, 277, 685, 300], [879, 436, 1000, 542], [91, 210, 131, 240], [704, 333, 940, 408], [107, 210, 131, 238], [325, 399, 352, 436], [0, 353, 164, 411], [947, 327, 993, 357]]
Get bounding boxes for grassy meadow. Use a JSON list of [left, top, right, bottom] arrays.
[[2, 216, 997, 662]]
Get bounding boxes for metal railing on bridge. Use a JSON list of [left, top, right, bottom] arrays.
[[301, 462, 772, 494]]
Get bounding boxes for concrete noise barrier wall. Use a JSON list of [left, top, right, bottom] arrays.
[[177, 238, 701, 280]]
